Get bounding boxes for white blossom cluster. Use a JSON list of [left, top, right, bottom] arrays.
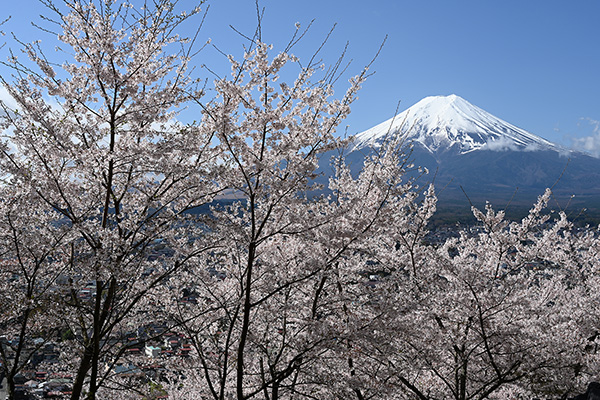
[[0, 2, 599, 400]]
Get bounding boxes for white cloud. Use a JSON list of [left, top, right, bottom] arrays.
[[0, 85, 18, 113], [523, 143, 542, 152], [571, 118, 600, 158], [481, 136, 518, 151]]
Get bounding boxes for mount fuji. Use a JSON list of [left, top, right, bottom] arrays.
[[353, 95, 559, 155], [344, 95, 600, 218]]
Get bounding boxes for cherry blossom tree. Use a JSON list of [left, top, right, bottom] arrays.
[[160, 33, 408, 400], [348, 190, 600, 399], [0, 186, 73, 399], [0, 1, 219, 398]]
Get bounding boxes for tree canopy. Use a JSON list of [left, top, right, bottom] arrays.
[[0, 1, 599, 400]]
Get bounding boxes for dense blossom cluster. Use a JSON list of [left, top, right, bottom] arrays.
[[0, 1, 599, 400]]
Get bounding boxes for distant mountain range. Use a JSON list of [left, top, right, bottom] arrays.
[[337, 95, 600, 221]]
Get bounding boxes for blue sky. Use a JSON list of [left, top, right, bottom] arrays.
[[2, 0, 599, 152]]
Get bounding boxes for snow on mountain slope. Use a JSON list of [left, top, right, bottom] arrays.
[[353, 95, 558, 154]]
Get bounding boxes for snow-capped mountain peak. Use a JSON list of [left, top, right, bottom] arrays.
[[353, 95, 557, 154]]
